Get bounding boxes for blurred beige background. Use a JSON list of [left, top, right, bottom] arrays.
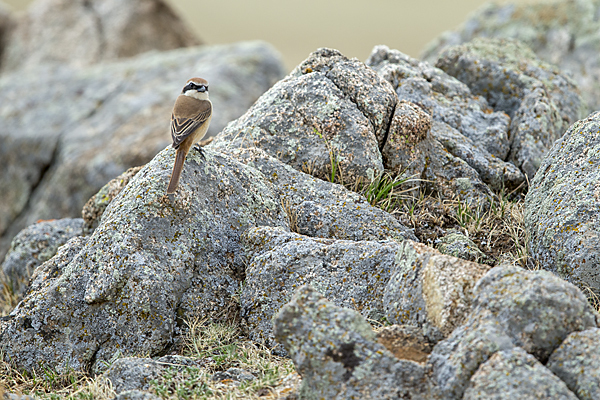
[[4, 0, 539, 71]]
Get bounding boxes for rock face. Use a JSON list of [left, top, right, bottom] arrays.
[[1, 218, 84, 295], [1, 0, 200, 72], [547, 328, 600, 400], [241, 226, 402, 350], [428, 265, 597, 399], [0, 41, 286, 260], [0, 1, 14, 68], [0, 148, 289, 372], [273, 285, 432, 399], [525, 112, 600, 295], [365, 45, 520, 205], [462, 347, 578, 400], [436, 38, 585, 179], [421, 0, 600, 112], [211, 48, 395, 185]]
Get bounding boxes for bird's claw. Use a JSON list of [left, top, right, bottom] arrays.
[[194, 144, 205, 159]]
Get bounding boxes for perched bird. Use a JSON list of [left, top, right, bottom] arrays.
[[166, 77, 213, 194]]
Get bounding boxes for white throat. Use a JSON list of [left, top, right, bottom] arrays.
[[184, 90, 209, 101]]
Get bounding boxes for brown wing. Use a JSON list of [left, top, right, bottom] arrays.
[[170, 95, 212, 149]]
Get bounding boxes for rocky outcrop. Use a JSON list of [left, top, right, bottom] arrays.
[[0, 1, 14, 69], [211, 48, 395, 185], [273, 265, 597, 399], [366, 45, 521, 205], [273, 285, 432, 399], [421, 0, 600, 112], [436, 38, 586, 179], [1, 0, 200, 72], [428, 265, 597, 399], [525, 111, 600, 295], [0, 41, 285, 260], [0, 148, 290, 373]]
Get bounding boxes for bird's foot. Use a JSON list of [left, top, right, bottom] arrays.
[[193, 144, 205, 159]]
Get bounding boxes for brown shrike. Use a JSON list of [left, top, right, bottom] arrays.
[[166, 77, 212, 194]]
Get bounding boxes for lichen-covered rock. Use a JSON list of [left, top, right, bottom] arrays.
[[366, 45, 512, 205], [421, 0, 600, 111], [0, 41, 285, 259], [463, 347, 578, 400], [241, 226, 402, 350], [0, 148, 289, 372], [227, 147, 416, 242], [436, 229, 491, 264], [211, 48, 396, 185], [384, 241, 490, 337], [428, 265, 598, 399], [525, 111, 600, 295], [431, 121, 524, 192], [367, 45, 510, 160], [114, 391, 161, 400], [1, 218, 84, 294], [273, 285, 433, 399], [1, 0, 200, 72], [81, 166, 142, 234], [436, 38, 586, 179], [547, 328, 600, 400]]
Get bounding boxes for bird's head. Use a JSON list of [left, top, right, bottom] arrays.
[[182, 77, 209, 100]]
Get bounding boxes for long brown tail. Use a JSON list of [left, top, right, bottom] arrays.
[[167, 148, 187, 194]]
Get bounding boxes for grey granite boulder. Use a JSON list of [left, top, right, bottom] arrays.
[[241, 226, 402, 349], [431, 121, 524, 192], [525, 111, 600, 295], [227, 147, 416, 242], [211, 48, 395, 185], [428, 265, 598, 399], [0, 40, 285, 260], [1, 218, 84, 294], [1, 0, 200, 72], [273, 285, 433, 399], [547, 328, 600, 400], [366, 45, 516, 205], [384, 241, 490, 337], [421, 0, 600, 111], [0, 147, 289, 372], [436, 38, 586, 179], [463, 347, 578, 400]]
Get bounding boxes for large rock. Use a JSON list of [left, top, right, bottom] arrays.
[[384, 241, 490, 337], [1, 218, 84, 295], [366, 45, 518, 205], [436, 38, 585, 179], [211, 48, 396, 185], [0, 147, 289, 372], [241, 226, 403, 350], [421, 0, 600, 111], [0, 41, 285, 260], [226, 147, 416, 242], [525, 112, 600, 295], [428, 265, 598, 399], [273, 285, 432, 399], [463, 347, 578, 400], [1, 0, 200, 72], [547, 328, 600, 400]]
